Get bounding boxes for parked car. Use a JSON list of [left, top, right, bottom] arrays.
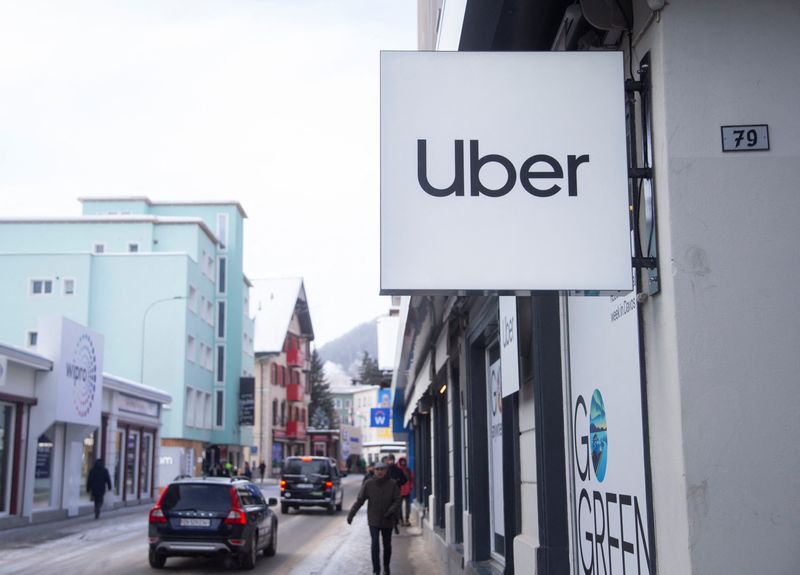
[[280, 455, 343, 514], [148, 476, 277, 570]]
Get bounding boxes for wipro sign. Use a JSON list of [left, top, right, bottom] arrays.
[[380, 52, 632, 293]]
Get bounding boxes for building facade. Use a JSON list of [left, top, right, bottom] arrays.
[[393, 2, 800, 575], [0, 324, 170, 530], [0, 196, 253, 479], [250, 278, 314, 476]]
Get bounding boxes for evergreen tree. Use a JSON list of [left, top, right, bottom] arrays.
[[359, 350, 383, 387], [308, 349, 336, 429]]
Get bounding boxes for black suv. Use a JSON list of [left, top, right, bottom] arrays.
[[148, 477, 278, 570], [280, 456, 343, 514]]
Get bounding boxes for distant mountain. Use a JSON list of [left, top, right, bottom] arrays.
[[317, 318, 378, 376]]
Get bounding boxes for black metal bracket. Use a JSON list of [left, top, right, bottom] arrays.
[[625, 54, 661, 293]]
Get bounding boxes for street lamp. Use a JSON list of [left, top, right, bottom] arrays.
[[140, 295, 187, 383]]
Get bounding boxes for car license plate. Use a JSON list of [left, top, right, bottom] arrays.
[[180, 518, 211, 527], [296, 483, 313, 489]]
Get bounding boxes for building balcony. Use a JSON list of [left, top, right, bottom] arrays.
[[286, 347, 305, 368], [286, 382, 304, 402], [286, 420, 306, 440]]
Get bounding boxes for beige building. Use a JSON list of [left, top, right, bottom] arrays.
[[247, 278, 314, 476]]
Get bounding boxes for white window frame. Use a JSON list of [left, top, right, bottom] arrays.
[[204, 392, 212, 429], [186, 387, 195, 427], [128, 242, 139, 253], [187, 335, 196, 363], [29, 278, 54, 296], [214, 389, 225, 429], [216, 301, 226, 339], [217, 256, 227, 295], [215, 345, 226, 384], [62, 278, 76, 296], [206, 300, 214, 326], [188, 285, 198, 313], [93, 243, 106, 254], [216, 213, 229, 251]]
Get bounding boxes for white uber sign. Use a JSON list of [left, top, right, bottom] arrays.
[[381, 51, 631, 293]]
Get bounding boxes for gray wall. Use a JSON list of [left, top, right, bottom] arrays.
[[637, 1, 800, 573]]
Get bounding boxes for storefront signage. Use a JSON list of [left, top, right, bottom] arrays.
[[118, 393, 159, 417], [239, 377, 255, 426], [36, 316, 104, 426], [567, 291, 654, 575], [499, 297, 520, 397], [380, 51, 632, 293], [370, 407, 391, 428]]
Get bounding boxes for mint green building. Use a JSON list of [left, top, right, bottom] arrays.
[[0, 197, 255, 474]]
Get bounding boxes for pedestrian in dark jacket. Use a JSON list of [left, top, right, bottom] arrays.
[[383, 454, 406, 533], [258, 460, 266, 482], [347, 462, 401, 575], [86, 458, 112, 519]]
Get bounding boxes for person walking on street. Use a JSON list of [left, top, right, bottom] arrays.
[[396, 457, 414, 526], [383, 454, 406, 533], [347, 462, 401, 575], [259, 460, 266, 482], [86, 458, 112, 519]]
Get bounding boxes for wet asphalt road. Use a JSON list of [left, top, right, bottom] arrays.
[[0, 476, 368, 575]]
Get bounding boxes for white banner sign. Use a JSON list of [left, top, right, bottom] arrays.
[[36, 316, 104, 427], [381, 51, 632, 293], [499, 297, 520, 397], [567, 292, 653, 574]]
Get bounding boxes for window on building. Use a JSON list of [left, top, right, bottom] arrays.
[[216, 213, 229, 250], [271, 364, 278, 385], [334, 398, 342, 409], [272, 399, 278, 426], [217, 301, 226, 338], [215, 390, 224, 428], [217, 256, 227, 294], [187, 335, 196, 362], [280, 401, 286, 426], [26, 331, 38, 347], [205, 392, 212, 428], [206, 300, 214, 326], [188, 286, 197, 312], [128, 243, 139, 253], [216, 345, 225, 383], [30, 279, 53, 295], [186, 387, 195, 427], [63, 278, 75, 296], [93, 243, 105, 254]]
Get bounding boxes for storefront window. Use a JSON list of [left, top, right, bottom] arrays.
[[113, 431, 123, 496], [141, 433, 153, 497], [126, 431, 139, 498], [0, 403, 14, 514], [79, 431, 97, 502], [486, 345, 505, 559], [34, 427, 55, 509]]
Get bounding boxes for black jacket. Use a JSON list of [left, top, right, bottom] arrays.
[[387, 463, 406, 487], [348, 476, 401, 529], [86, 461, 112, 497]]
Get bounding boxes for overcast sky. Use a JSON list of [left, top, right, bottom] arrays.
[[0, 0, 417, 346]]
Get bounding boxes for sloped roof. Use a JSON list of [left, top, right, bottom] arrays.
[[251, 277, 314, 354]]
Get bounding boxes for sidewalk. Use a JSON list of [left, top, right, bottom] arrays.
[[288, 506, 445, 575]]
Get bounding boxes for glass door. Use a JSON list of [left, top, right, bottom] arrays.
[[125, 430, 139, 499], [486, 342, 505, 560], [34, 426, 56, 509], [0, 403, 14, 515], [140, 433, 153, 498]]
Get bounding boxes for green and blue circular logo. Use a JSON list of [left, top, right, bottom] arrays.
[[589, 389, 608, 482]]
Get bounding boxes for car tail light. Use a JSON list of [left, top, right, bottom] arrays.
[[149, 487, 168, 524], [229, 539, 245, 546], [280, 480, 286, 490], [324, 481, 333, 490], [224, 486, 247, 525]]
